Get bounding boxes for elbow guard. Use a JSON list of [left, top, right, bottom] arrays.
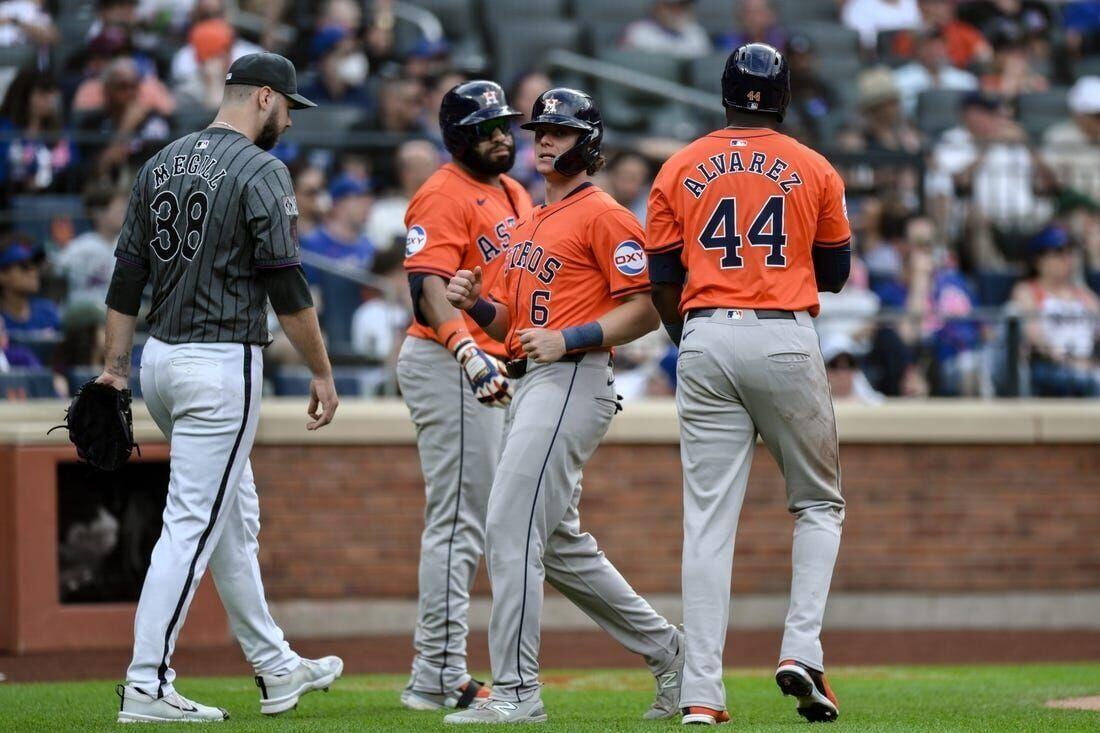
[[260, 264, 314, 314], [813, 242, 851, 293], [105, 258, 148, 316]]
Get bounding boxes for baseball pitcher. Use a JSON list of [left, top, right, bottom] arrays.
[[99, 53, 342, 723], [646, 44, 849, 725]]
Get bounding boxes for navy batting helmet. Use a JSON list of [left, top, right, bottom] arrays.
[[721, 43, 791, 122], [521, 88, 603, 177], [439, 80, 522, 172]]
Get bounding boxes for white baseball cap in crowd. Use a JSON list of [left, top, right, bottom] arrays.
[[1067, 76, 1100, 115]]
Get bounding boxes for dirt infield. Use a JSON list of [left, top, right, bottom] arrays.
[[4, 630, 1100, 683], [1046, 696, 1100, 711]]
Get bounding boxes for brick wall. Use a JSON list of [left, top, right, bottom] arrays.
[[251, 442, 1100, 600]]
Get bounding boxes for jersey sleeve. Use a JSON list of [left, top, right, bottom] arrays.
[[245, 165, 302, 269], [591, 206, 651, 299], [114, 167, 150, 269], [645, 171, 683, 255], [487, 262, 513, 308], [403, 192, 470, 279], [814, 166, 851, 247]]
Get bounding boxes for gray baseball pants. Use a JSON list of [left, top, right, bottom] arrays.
[[675, 309, 845, 711], [397, 335, 506, 693], [484, 350, 679, 702]]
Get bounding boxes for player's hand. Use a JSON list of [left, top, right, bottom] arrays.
[[454, 338, 511, 407], [446, 267, 482, 310], [307, 374, 339, 430], [94, 371, 129, 392], [518, 328, 566, 364]]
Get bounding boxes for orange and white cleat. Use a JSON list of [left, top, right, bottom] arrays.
[[682, 705, 731, 725], [775, 659, 839, 722]]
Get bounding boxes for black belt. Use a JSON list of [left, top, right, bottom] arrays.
[[505, 351, 606, 380], [686, 308, 795, 321]]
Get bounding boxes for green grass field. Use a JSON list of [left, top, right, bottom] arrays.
[[1, 664, 1098, 731]]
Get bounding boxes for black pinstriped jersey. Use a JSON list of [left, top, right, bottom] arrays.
[[114, 127, 300, 344]]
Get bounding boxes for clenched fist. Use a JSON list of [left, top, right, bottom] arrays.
[[447, 267, 483, 310]]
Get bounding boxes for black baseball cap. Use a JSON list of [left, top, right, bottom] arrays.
[[224, 52, 316, 109]]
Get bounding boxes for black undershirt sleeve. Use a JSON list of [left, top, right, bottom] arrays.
[[259, 265, 314, 314], [812, 242, 851, 293], [105, 258, 149, 316]]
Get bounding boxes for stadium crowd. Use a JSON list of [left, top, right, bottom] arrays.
[[0, 0, 1099, 401]]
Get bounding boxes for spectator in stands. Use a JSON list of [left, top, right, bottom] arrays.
[[0, 313, 42, 371], [170, 0, 262, 97], [603, 151, 651, 222], [301, 175, 375, 283], [1043, 76, 1100, 204], [298, 25, 372, 109], [930, 91, 1056, 269], [979, 18, 1049, 100], [842, 0, 923, 51], [908, 0, 991, 68], [783, 33, 836, 147], [893, 27, 978, 117], [959, 0, 1053, 55], [0, 0, 57, 47], [0, 65, 75, 196], [291, 164, 328, 240], [820, 333, 886, 404], [350, 250, 409, 371], [508, 70, 552, 197], [366, 139, 439, 254], [817, 254, 881, 358], [403, 37, 454, 85], [893, 216, 986, 396], [0, 237, 59, 340], [172, 17, 237, 111], [373, 75, 426, 134], [856, 67, 923, 154], [51, 300, 107, 396], [621, 0, 712, 59], [76, 57, 172, 181], [1010, 224, 1100, 396], [1063, 0, 1100, 57], [72, 15, 175, 118], [715, 0, 787, 52], [54, 184, 126, 307], [421, 71, 467, 152]]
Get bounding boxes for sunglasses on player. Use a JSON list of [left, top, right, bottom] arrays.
[[475, 117, 512, 139]]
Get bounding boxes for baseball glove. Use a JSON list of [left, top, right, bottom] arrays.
[[50, 380, 139, 471]]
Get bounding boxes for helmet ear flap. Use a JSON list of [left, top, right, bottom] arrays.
[[552, 125, 601, 176]]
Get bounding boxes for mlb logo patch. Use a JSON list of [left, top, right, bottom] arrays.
[[726, 309, 744, 320], [195, 139, 210, 150], [613, 240, 646, 276]]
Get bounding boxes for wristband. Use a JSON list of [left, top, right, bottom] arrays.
[[436, 318, 471, 352], [467, 298, 496, 328], [562, 321, 603, 351]]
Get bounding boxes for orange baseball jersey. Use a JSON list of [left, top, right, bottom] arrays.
[[646, 128, 850, 317], [489, 183, 650, 359], [404, 162, 533, 356]]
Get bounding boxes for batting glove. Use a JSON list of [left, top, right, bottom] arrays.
[[453, 338, 512, 408]]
